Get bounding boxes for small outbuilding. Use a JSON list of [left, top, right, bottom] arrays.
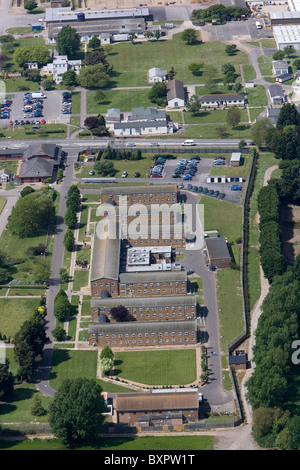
[[230, 152, 241, 167], [205, 237, 231, 269]]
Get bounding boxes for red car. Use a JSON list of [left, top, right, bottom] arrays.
[[40, 119, 46, 124], [9, 120, 13, 126]]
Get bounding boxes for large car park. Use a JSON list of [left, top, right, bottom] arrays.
[[61, 92, 72, 115]]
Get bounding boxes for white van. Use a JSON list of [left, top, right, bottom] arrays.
[[255, 21, 262, 29], [182, 139, 195, 146], [31, 92, 46, 99]]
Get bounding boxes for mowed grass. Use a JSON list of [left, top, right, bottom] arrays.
[[0, 298, 41, 337], [0, 435, 214, 450], [87, 88, 154, 114], [106, 33, 248, 87], [0, 196, 6, 214], [50, 349, 98, 391], [183, 109, 249, 125], [114, 349, 197, 386], [199, 196, 243, 243], [210, 154, 251, 180], [246, 85, 268, 107]]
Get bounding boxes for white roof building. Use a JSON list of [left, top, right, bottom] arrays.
[[273, 25, 300, 51], [42, 55, 81, 83], [148, 67, 167, 83]]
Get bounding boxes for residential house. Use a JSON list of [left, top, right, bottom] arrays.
[[268, 84, 286, 105], [272, 60, 289, 76], [148, 67, 167, 83], [41, 55, 82, 84], [0, 168, 11, 183], [112, 107, 177, 136], [167, 79, 186, 108], [199, 94, 246, 108]]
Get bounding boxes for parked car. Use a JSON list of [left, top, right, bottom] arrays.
[[202, 187, 208, 194], [218, 193, 226, 199], [134, 172, 140, 178], [231, 185, 242, 191], [40, 119, 46, 124], [187, 184, 193, 190], [122, 171, 128, 178], [183, 175, 192, 180], [151, 173, 162, 178]]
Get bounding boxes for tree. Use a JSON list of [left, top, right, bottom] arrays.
[[77, 63, 110, 89], [56, 26, 81, 58], [64, 207, 77, 229], [225, 44, 238, 56], [221, 63, 236, 75], [110, 305, 132, 322], [273, 50, 285, 60], [63, 229, 75, 252], [276, 103, 300, 128], [148, 82, 167, 106], [144, 31, 154, 40], [154, 29, 161, 41], [85, 50, 110, 71], [49, 378, 106, 446], [23, 68, 41, 82], [99, 357, 114, 374], [94, 160, 115, 176], [186, 94, 201, 115], [31, 394, 46, 416], [227, 106, 241, 128], [88, 36, 101, 50], [54, 290, 71, 321], [84, 116, 101, 129], [33, 258, 50, 285], [188, 62, 204, 76], [24, 0, 38, 12], [61, 69, 77, 87], [42, 77, 56, 91], [129, 33, 137, 44], [283, 45, 295, 57], [251, 118, 274, 148], [0, 359, 14, 399], [59, 267, 69, 283], [52, 325, 66, 342], [7, 193, 53, 238], [182, 29, 199, 44]]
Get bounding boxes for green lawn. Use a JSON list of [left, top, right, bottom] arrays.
[[199, 196, 243, 244], [50, 349, 97, 391], [184, 109, 249, 125], [246, 85, 268, 107], [0, 196, 6, 214], [0, 124, 67, 140], [78, 154, 155, 179], [87, 88, 155, 114], [71, 91, 81, 114], [114, 349, 197, 386], [0, 298, 41, 337], [210, 153, 250, 180], [258, 55, 273, 76], [106, 34, 248, 87], [72, 269, 89, 292], [180, 124, 252, 140], [242, 64, 256, 81], [0, 435, 214, 450]]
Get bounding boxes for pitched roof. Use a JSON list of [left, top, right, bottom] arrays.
[[116, 390, 199, 412], [268, 84, 285, 98], [91, 294, 197, 309], [119, 270, 187, 284], [19, 157, 54, 178], [205, 237, 231, 260], [167, 79, 185, 101], [88, 318, 197, 335], [22, 143, 61, 162], [90, 221, 121, 281], [100, 184, 177, 196]]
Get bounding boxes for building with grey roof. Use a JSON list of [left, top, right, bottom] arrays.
[[18, 143, 62, 183], [88, 318, 197, 348], [268, 84, 286, 105], [167, 79, 186, 108], [148, 67, 167, 83], [205, 237, 231, 269], [199, 94, 245, 107]]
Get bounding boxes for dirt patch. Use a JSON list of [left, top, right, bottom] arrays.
[[280, 204, 300, 263]]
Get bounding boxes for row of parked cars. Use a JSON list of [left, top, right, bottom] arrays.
[[23, 92, 44, 119], [151, 156, 166, 178], [214, 156, 226, 166], [62, 92, 72, 115], [172, 156, 200, 181], [0, 97, 13, 120], [179, 182, 226, 199]]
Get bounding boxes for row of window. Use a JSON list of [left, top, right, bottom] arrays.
[[94, 331, 195, 338], [96, 305, 195, 313], [119, 288, 186, 294], [104, 338, 195, 345]]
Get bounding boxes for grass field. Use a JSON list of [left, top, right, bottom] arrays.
[[78, 154, 155, 179], [106, 33, 248, 87], [246, 85, 268, 107], [0, 124, 67, 140], [183, 109, 249, 125], [50, 350, 98, 391], [0, 196, 6, 214], [199, 196, 243, 243], [0, 298, 41, 337], [87, 88, 155, 114], [0, 435, 214, 450], [113, 349, 197, 386], [72, 269, 89, 292]]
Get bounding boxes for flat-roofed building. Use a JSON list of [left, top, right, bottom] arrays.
[[199, 93, 245, 107], [273, 24, 300, 52], [90, 295, 197, 321], [100, 184, 178, 206], [88, 318, 197, 348], [115, 390, 200, 426], [205, 237, 231, 269]]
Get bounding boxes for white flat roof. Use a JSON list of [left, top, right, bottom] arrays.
[[46, 6, 149, 22], [288, 0, 300, 11], [273, 24, 300, 44]]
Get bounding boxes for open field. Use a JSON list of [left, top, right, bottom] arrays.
[[0, 298, 41, 337], [113, 349, 197, 386], [183, 109, 249, 125], [199, 196, 243, 244], [0, 435, 214, 450], [50, 350, 98, 391], [106, 34, 249, 88], [246, 85, 268, 107], [87, 88, 155, 114]]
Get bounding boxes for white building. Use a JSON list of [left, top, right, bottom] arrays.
[[148, 67, 167, 83], [111, 107, 177, 136], [272, 60, 289, 76], [273, 25, 300, 52], [41, 55, 81, 84], [167, 80, 185, 108]]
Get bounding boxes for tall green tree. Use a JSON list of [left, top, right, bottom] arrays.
[[56, 26, 81, 58], [0, 359, 14, 399], [49, 378, 106, 446]]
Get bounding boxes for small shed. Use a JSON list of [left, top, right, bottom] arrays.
[[205, 237, 231, 269], [229, 351, 248, 370], [230, 152, 241, 167]]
